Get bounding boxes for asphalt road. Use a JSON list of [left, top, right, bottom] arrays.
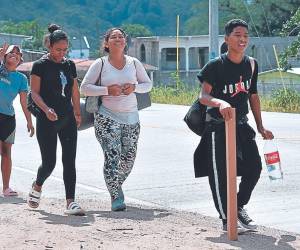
[[8, 102, 300, 234]]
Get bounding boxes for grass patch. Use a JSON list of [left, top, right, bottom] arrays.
[[260, 88, 300, 113], [151, 86, 199, 105], [151, 86, 300, 113]]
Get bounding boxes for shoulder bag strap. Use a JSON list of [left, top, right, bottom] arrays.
[[132, 57, 137, 78], [95, 57, 104, 86]]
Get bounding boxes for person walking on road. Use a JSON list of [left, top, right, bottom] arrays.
[[0, 44, 34, 197], [194, 19, 274, 230], [27, 24, 84, 216], [80, 28, 152, 211]]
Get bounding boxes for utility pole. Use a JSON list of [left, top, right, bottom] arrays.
[[209, 0, 219, 59], [80, 36, 82, 58]]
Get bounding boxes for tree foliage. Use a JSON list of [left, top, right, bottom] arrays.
[[0, 20, 45, 50], [0, 0, 299, 53], [184, 0, 299, 36], [279, 7, 300, 70], [121, 24, 152, 38]]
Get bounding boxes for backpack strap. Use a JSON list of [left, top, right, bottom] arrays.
[[249, 56, 255, 77]]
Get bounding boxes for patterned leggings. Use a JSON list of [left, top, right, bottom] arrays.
[[94, 113, 140, 199]]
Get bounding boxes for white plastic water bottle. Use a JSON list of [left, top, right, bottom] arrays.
[[263, 140, 283, 181]]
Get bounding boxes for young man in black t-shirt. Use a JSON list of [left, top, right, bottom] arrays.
[[195, 19, 274, 230]]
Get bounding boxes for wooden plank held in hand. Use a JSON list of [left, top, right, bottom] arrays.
[[225, 108, 238, 241]]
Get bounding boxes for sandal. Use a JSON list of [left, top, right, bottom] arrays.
[[27, 183, 41, 209], [64, 201, 85, 216], [3, 187, 18, 197]]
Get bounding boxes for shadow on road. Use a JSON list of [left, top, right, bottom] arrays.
[[206, 230, 297, 250], [0, 196, 26, 205], [93, 206, 172, 221], [29, 206, 171, 227], [33, 209, 95, 227]]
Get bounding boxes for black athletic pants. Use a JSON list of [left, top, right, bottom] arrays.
[[206, 122, 262, 220], [35, 113, 77, 200]]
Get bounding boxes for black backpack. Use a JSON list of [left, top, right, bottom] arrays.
[[183, 100, 207, 136]]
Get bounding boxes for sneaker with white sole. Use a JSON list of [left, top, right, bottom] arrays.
[[64, 201, 85, 216], [222, 220, 248, 234], [237, 207, 257, 230]]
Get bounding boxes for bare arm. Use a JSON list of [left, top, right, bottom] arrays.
[[72, 78, 81, 128], [19, 92, 34, 137], [200, 82, 233, 121], [249, 93, 274, 139], [30, 74, 58, 121], [0, 43, 9, 62]]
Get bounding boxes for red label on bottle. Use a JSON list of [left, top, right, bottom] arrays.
[[264, 151, 280, 164]]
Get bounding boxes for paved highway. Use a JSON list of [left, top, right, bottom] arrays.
[[9, 102, 300, 233]]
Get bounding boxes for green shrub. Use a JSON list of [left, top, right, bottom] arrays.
[[151, 85, 199, 105], [268, 88, 300, 112], [151, 85, 300, 113]]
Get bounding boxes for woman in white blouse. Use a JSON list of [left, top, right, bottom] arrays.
[[80, 28, 152, 211]]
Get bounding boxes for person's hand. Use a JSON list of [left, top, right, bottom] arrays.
[[219, 101, 232, 121], [45, 108, 58, 121], [258, 126, 274, 139], [74, 113, 81, 128], [108, 84, 122, 96], [0, 43, 9, 62], [122, 83, 135, 95], [27, 122, 35, 137]]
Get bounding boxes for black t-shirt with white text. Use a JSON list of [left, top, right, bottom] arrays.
[[31, 57, 77, 117], [197, 54, 258, 120]]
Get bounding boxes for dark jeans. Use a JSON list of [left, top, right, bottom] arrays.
[[35, 113, 77, 200]]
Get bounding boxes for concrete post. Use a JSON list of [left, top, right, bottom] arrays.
[[209, 0, 219, 59], [185, 47, 189, 77]]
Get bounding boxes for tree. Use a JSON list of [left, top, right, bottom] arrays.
[[279, 7, 300, 70], [121, 24, 152, 38], [219, 0, 299, 36], [0, 20, 45, 50], [183, 0, 299, 36]]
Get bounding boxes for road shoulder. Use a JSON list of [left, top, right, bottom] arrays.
[[0, 193, 299, 250]]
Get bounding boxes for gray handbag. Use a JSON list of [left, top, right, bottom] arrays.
[[85, 58, 104, 113], [133, 59, 151, 110], [78, 99, 94, 130]]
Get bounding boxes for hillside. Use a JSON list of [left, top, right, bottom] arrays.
[[0, 0, 201, 50], [0, 0, 298, 52]]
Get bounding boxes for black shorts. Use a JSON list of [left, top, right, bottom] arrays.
[[0, 113, 16, 144]]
